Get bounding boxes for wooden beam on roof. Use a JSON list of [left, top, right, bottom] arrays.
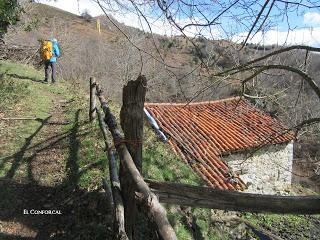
[[146, 180, 320, 214]]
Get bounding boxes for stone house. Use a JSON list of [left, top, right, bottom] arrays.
[[144, 97, 295, 194]]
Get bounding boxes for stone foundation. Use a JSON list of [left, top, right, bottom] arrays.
[[222, 141, 293, 194]]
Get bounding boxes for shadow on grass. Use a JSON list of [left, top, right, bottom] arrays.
[[5, 116, 51, 181], [0, 126, 90, 171], [0, 179, 112, 239], [0, 110, 112, 239], [180, 207, 205, 240], [64, 109, 80, 191], [6, 73, 44, 83], [0, 232, 34, 240]]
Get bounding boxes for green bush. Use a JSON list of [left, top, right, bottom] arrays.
[[23, 17, 40, 32], [0, 0, 21, 35], [189, 44, 209, 60]]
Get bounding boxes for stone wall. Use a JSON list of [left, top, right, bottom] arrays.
[[222, 141, 294, 194]]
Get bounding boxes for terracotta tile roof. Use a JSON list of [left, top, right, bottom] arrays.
[[145, 97, 295, 190]]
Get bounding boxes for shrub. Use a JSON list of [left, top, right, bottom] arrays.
[[0, 0, 21, 36], [159, 38, 178, 50], [189, 43, 209, 60], [23, 17, 40, 32], [80, 10, 92, 22]]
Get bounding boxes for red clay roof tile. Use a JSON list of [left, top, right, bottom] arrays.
[[145, 97, 295, 190]]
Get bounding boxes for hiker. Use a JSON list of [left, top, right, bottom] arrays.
[[40, 38, 60, 83]]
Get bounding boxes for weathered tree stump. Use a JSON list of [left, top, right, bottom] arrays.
[[96, 80, 176, 240], [120, 75, 147, 239]]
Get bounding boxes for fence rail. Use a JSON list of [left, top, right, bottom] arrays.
[[147, 180, 320, 214], [96, 107, 127, 239]]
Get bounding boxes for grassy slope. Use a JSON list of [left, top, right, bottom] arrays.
[[0, 60, 113, 238], [7, 3, 117, 45], [0, 60, 68, 177], [1, 60, 319, 239], [0, 60, 204, 239], [0, 60, 108, 188]]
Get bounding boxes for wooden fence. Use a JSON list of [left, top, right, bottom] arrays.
[[89, 76, 320, 240]]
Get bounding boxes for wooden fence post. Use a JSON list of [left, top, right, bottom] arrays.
[[96, 108, 128, 239], [95, 82, 176, 240], [120, 75, 147, 239], [89, 77, 96, 121]]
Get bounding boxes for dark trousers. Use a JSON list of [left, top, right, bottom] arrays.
[[44, 61, 57, 83]]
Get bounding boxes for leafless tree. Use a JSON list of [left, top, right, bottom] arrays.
[[91, 1, 320, 194], [7, 1, 320, 188], [93, 1, 320, 120]]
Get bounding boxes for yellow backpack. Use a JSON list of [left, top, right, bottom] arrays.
[[40, 40, 53, 61]]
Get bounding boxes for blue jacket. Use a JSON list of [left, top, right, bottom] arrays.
[[50, 42, 60, 62]]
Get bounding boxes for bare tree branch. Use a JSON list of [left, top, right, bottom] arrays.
[[94, 0, 179, 70], [276, 0, 320, 8], [216, 45, 320, 77], [240, 0, 272, 49]]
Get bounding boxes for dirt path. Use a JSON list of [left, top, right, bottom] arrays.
[[0, 87, 112, 239]]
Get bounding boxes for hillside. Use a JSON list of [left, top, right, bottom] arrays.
[[0, 2, 320, 238], [4, 3, 320, 103], [0, 60, 200, 239], [2, 3, 271, 102], [4, 3, 320, 108], [2, 2, 319, 194], [0, 60, 224, 239], [1, 60, 320, 240], [0, 60, 114, 238]]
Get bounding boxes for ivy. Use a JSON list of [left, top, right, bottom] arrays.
[[0, 0, 21, 35]]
